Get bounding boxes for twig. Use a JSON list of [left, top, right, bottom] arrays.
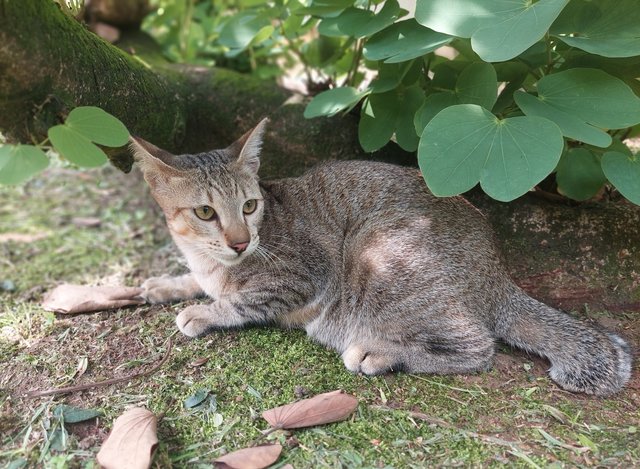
[[24, 337, 173, 398]]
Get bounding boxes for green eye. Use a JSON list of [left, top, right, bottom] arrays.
[[243, 199, 257, 214], [194, 205, 216, 220]]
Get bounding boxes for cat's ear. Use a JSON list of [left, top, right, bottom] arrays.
[[129, 136, 184, 189], [228, 118, 268, 176]]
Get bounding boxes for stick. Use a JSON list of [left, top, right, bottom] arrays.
[[24, 337, 173, 398]]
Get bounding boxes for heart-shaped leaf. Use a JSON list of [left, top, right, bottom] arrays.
[[455, 62, 497, 110], [525, 69, 640, 130], [359, 85, 424, 152], [551, 0, 640, 58], [218, 11, 270, 51], [416, 0, 569, 62], [215, 444, 282, 469], [555, 148, 607, 201], [96, 407, 158, 469], [363, 20, 452, 64], [48, 125, 108, 167], [601, 151, 640, 205], [332, 0, 400, 38], [262, 390, 358, 429], [64, 106, 129, 146], [514, 90, 612, 148], [419, 104, 564, 201], [0, 144, 49, 185]]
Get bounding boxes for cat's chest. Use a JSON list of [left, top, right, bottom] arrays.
[[192, 269, 228, 299]]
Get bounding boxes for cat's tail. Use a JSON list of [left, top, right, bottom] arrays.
[[494, 286, 633, 396]]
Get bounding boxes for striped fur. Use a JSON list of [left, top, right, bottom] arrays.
[[131, 123, 632, 396]]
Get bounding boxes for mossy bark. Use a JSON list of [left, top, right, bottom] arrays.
[[0, 0, 409, 173]]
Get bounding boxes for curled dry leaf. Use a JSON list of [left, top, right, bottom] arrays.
[[96, 407, 158, 469], [215, 444, 282, 469], [262, 390, 358, 429], [42, 284, 144, 314]]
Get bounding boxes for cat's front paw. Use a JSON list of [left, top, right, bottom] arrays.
[[141, 275, 179, 304], [176, 304, 215, 337]]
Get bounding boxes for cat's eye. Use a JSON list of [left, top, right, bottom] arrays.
[[194, 205, 216, 220], [243, 199, 258, 214]]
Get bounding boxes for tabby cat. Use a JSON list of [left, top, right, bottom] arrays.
[[131, 119, 632, 396]]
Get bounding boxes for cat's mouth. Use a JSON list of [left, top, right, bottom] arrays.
[[218, 239, 258, 266]]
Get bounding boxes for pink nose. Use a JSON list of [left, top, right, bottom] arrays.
[[230, 241, 249, 253]]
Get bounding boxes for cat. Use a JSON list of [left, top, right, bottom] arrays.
[[130, 119, 632, 396]]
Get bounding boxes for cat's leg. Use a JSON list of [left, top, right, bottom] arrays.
[[342, 328, 495, 376], [175, 300, 250, 337], [142, 273, 204, 304]]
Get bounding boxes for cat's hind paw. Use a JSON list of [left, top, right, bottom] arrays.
[[342, 344, 402, 375]]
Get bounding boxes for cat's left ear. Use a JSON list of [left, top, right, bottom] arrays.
[[229, 118, 269, 176]]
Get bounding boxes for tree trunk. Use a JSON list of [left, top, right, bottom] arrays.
[[0, 0, 411, 174]]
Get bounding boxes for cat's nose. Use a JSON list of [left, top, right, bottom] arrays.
[[229, 241, 249, 253]]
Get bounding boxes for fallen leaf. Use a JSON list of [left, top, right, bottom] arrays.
[[184, 388, 212, 409], [190, 357, 209, 367], [75, 356, 89, 378], [54, 404, 102, 423], [262, 390, 358, 429], [215, 444, 282, 469], [0, 232, 48, 243], [71, 216, 102, 228], [42, 284, 144, 313], [96, 407, 158, 469]]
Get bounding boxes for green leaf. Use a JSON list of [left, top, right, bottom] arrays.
[[48, 125, 108, 167], [471, 0, 569, 62], [53, 404, 102, 423], [218, 11, 270, 51], [455, 62, 497, 110], [184, 388, 212, 409], [64, 106, 129, 147], [514, 91, 612, 147], [0, 145, 49, 185], [601, 152, 640, 205], [296, 0, 352, 18], [363, 19, 452, 64], [418, 104, 564, 201], [414, 92, 459, 135], [333, 0, 400, 38], [359, 86, 425, 152], [551, 0, 640, 58], [532, 69, 640, 129], [416, 0, 569, 62], [416, 0, 506, 37], [555, 148, 606, 201], [577, 433, 599, 454], [370, 60, 420, 94], [359, 96, 396, 152], [304, 87, 366, 118]]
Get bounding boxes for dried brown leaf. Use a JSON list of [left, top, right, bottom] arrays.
[[214, 444, 282, 469], [190, 357, 210, 367], [71, 216, 102, 228], [42, 284, 144, 314], [262, 390, 358, 429], [96, 407, 158, 469]]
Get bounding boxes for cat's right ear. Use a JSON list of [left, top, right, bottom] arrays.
[[129, 136, 184, 189]]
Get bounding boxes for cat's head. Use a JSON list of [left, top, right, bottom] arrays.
[[130, 119, 268, 270]]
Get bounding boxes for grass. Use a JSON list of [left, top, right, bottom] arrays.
[[0, 165, 638, 468]]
